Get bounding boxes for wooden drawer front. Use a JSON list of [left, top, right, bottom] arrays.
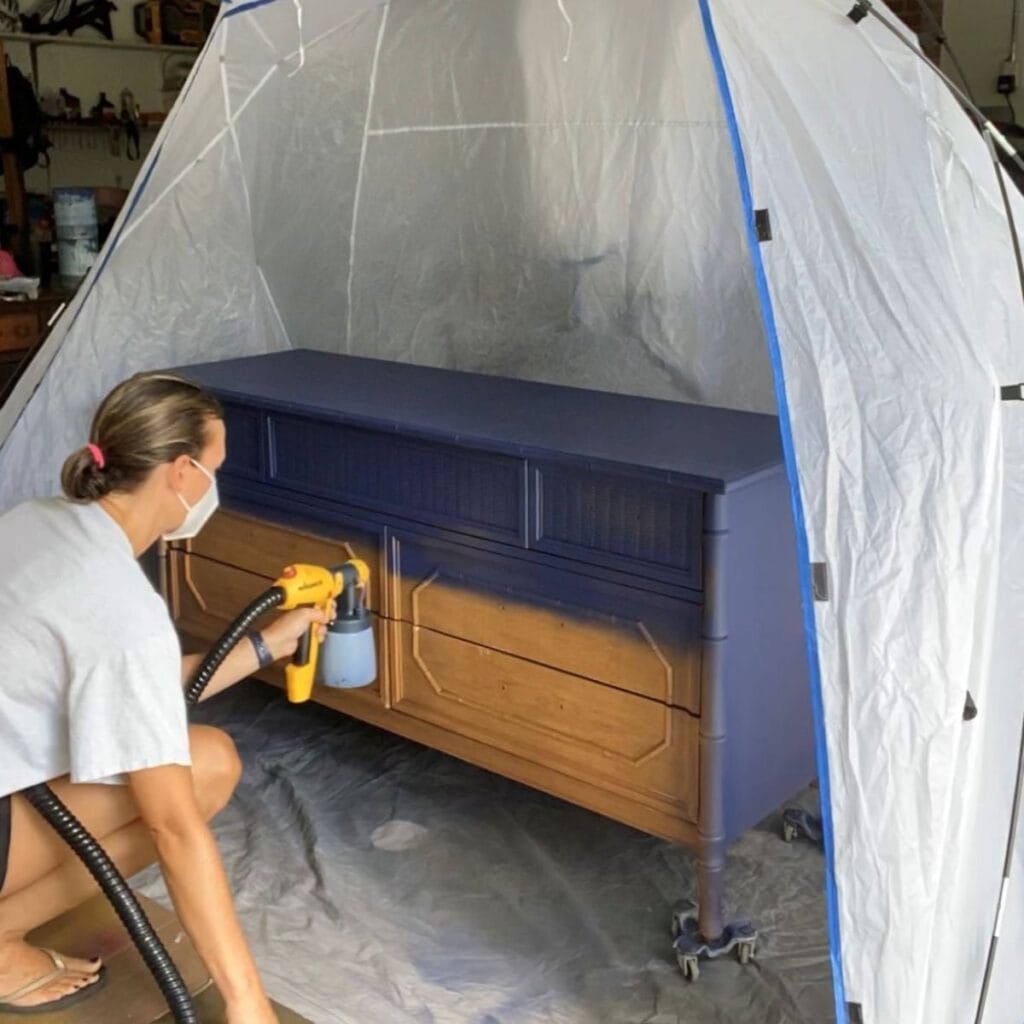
[[390, 532, 701, 711], [0, 313, 39, 353], [170, 551, 387, 706], [390, 621, 699, 821], [176, 508, 383, 614], [531, 464, 702, 588], [221, 402, 264, 480], [268, 414, 526, 542]]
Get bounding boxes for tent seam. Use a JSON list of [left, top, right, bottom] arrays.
[[217, 10, 290, 352], [367, 120, 723, 135], [345, 2, 390, 353]]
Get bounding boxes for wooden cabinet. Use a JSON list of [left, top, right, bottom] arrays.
[[166, 349, 816, 944], [0, 292, 73, 401], [0, 312, 38, 353]]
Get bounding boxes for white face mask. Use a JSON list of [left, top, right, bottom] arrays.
[[162, 459, 219, 542]]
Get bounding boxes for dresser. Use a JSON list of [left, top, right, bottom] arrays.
[[163, 349, 815, 948]]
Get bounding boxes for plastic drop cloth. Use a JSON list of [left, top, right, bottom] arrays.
[[136, 680, 833, 1024]]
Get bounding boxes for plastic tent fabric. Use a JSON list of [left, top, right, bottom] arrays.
[[1, 3, 1021, 1022]]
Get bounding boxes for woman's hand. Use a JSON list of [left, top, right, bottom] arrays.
[[260, 601, 336, 663]]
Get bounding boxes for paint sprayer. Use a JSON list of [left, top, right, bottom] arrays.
[[21, 559, 375, 1023]]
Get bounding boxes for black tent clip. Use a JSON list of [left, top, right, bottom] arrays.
[[847, 1, 872, 24], [964, 691, 978, 721], [1001, 383, 1024, 401]]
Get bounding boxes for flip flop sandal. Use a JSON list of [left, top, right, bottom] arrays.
[[0, 949, 107, 1015]]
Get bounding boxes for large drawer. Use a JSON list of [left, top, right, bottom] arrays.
[[168, 550, 388, 708], [267, 412, 527, 544], [174, 508, 383, 614], [389, 620, 699, 822], [530, 462, 703, 589], [389, 531, 702, 712]]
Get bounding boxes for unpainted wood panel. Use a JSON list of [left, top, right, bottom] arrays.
[[173, 508, 383, 614], [310, 677, 700, 846], [389, 620, 699, 822]]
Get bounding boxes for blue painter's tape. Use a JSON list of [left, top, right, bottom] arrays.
[[697, 3, 849, 1022], [224, 0, 280, 18]]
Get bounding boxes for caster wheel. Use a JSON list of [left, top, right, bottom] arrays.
[[737, 939, 755, 965], [677, 954, 700, 982], [671, 904, 697, 939]]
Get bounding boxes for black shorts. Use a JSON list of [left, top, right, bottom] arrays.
[[0, 794, 11, 893]]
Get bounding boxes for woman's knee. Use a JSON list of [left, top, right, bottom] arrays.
[[188, 725, 242, 818]]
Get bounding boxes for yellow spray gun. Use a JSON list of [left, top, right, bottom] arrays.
[[274, 560, 374, 703]]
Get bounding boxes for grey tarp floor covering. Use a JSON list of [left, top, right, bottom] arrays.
[[136, 681, 834, 1024]]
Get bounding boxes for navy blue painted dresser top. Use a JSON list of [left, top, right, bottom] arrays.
[[179, 349, 782, 493]]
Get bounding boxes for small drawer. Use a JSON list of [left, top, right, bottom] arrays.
[[389, 620, 699, 822], [268, 413, 526, 543], [389, 531, 701, 712], [174, 508, 383, 614], [530, 463, 702, 588], [0, 314, 39, 354], [220, 402, 264, 480], [169, 550, 387, 708]]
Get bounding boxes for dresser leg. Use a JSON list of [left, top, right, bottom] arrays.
[[697, 492, 729, 947], [697, 848, 726, 941], [672, 493, 757, 981]]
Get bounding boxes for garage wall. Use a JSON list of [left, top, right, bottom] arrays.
[[942, 0, 1020, 113], [4, 6, 186, 191]]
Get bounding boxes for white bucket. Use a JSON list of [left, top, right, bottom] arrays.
[[54, 188, 99, 282], [57, 236, 99, 279]]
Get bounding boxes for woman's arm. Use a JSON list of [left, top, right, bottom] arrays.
[[180, 605, 334, 700], [128, 763, 276, 1024]]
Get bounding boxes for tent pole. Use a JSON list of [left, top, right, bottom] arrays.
[[847, 8, 1024, 1021], [907, 0, 976, 102], [983, 129, 1024, 312], [849, 2, 1024, 177]]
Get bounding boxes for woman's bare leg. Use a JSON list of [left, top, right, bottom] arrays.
[[0, 725, 241, 1009]]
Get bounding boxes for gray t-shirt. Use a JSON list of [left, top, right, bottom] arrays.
[[0, 498, 191, 797]]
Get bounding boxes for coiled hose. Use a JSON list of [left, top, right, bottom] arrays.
[[23, 584, 287, 1024], [184, 589, 285, 707]]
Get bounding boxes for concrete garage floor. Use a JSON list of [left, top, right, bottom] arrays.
[[118, 679, 834, 1024], [0, 893, 311, 1024]]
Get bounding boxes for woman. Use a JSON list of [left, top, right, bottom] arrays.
[[0, 372, 331, 1021]]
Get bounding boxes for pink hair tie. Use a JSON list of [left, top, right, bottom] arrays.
[[86, 443, 106, 469]]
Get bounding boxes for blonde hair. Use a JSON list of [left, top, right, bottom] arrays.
[[61, 372, 223, 503]]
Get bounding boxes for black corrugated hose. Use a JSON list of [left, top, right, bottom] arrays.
[[184, 588, 285, 707], [22, 585, 287, 1023], [20, 784, 201, 1023]]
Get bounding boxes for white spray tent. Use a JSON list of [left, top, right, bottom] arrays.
[[1, 2, 1021, 1022]]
